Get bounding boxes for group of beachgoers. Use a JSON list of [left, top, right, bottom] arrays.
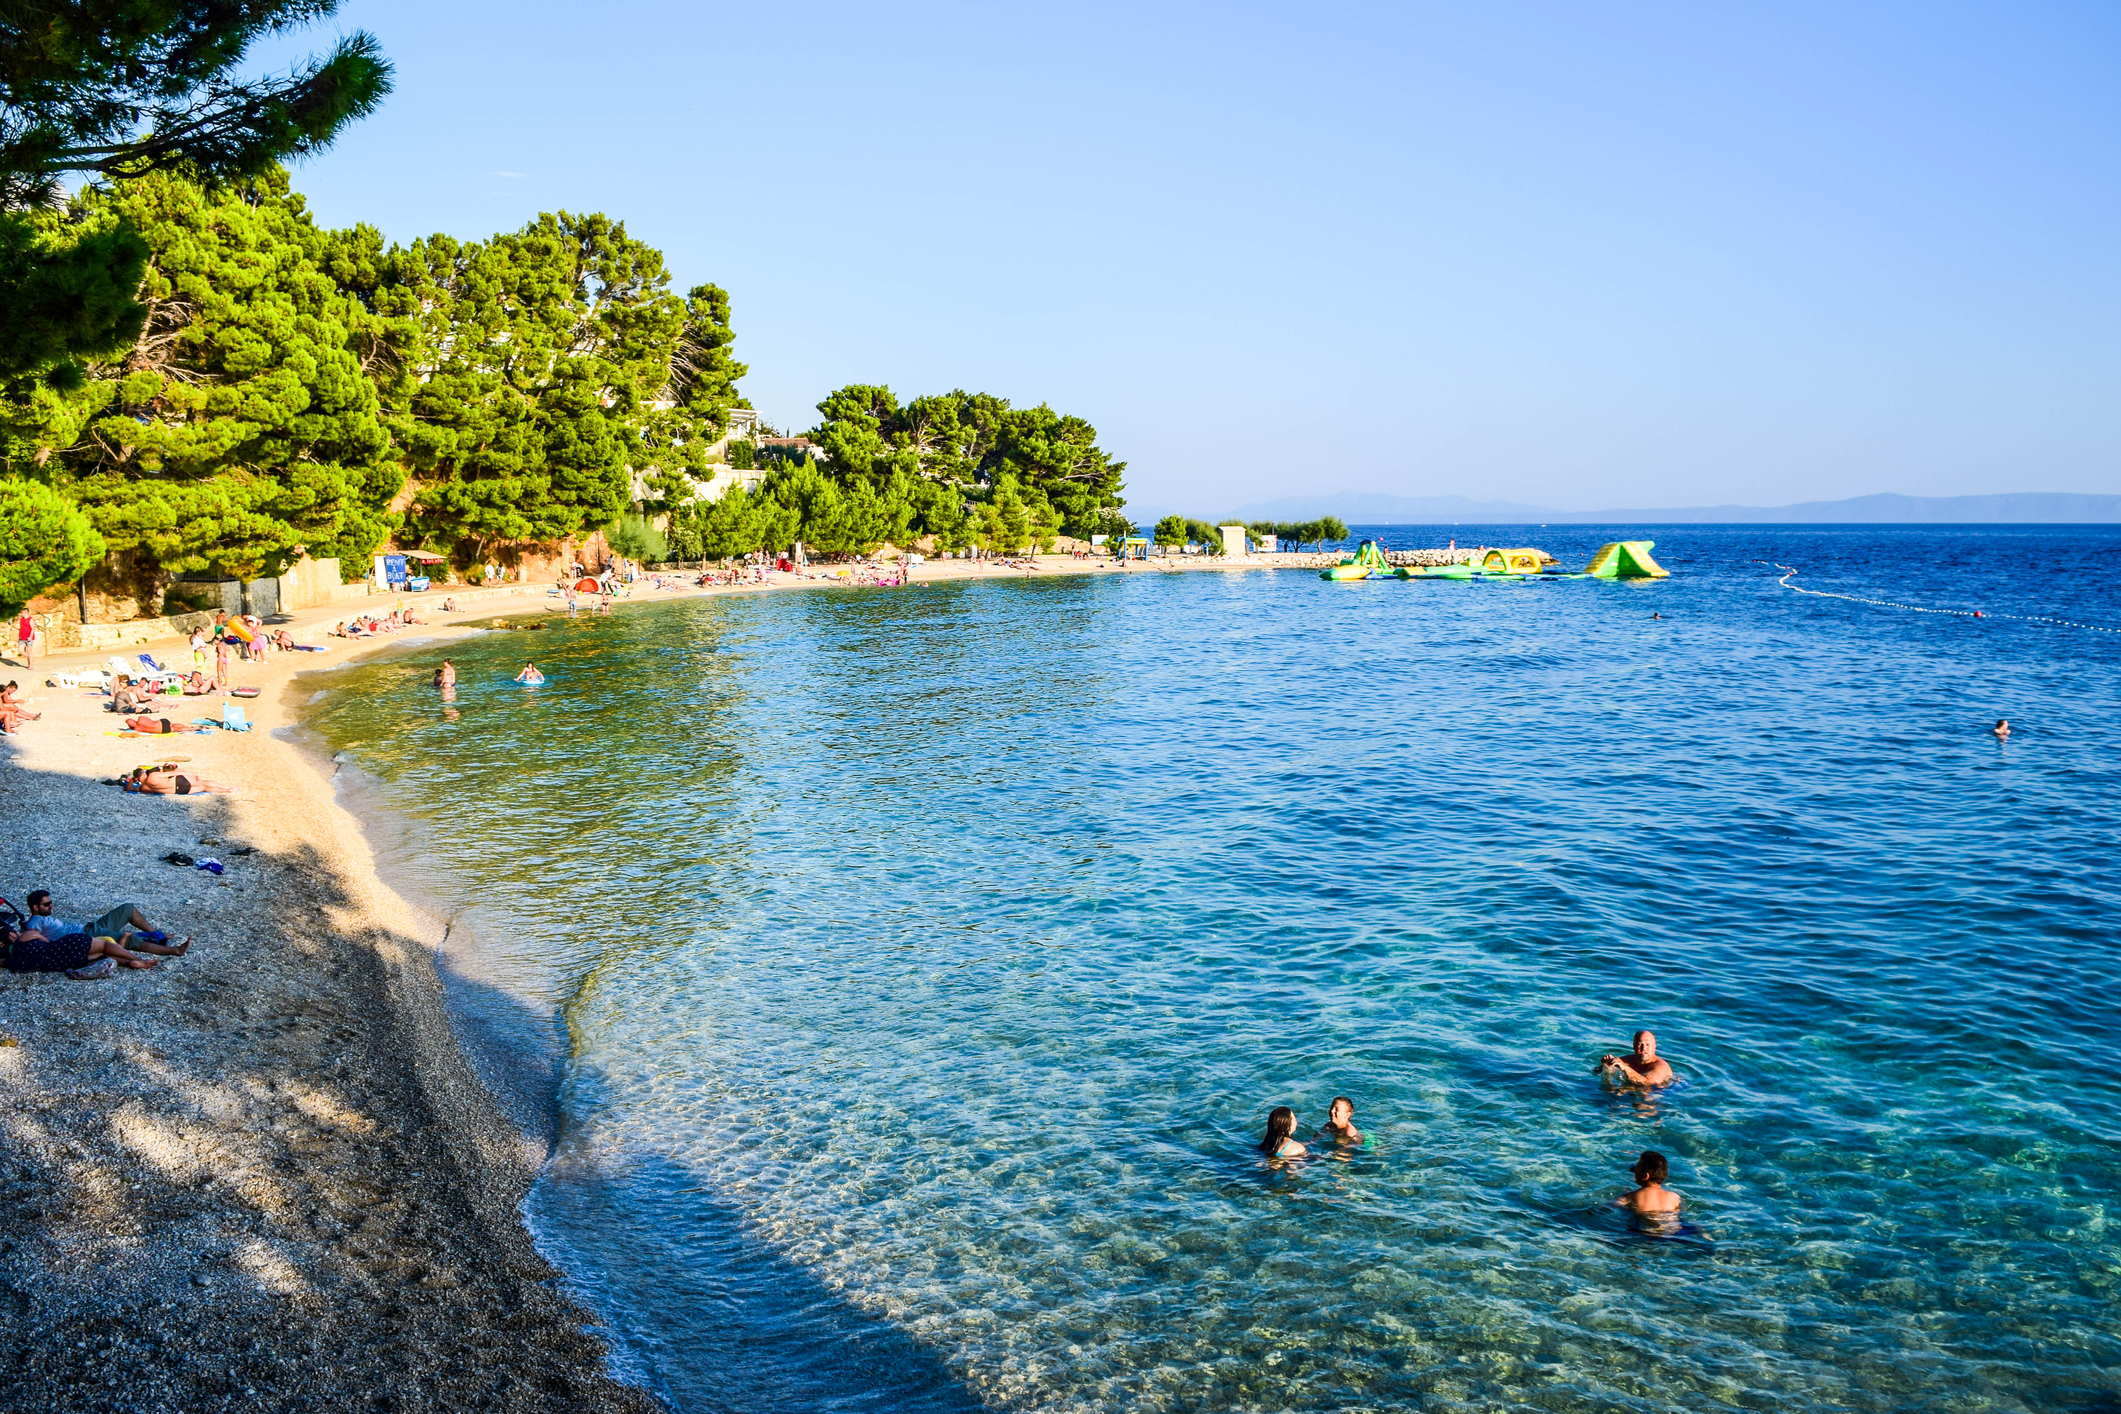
[[332, 607, 421, 638], [1259, 1030, 1684, 1218], [5, 604, 306, 735], [1, 889, 194, 980]]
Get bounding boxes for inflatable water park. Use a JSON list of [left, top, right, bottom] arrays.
[[1321, 539, 1670, 581]]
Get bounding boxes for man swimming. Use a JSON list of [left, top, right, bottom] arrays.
[[1596, 1030, 1675, 1086], [1992, 718, 2010, 739], [1318, 1096, 1363, 1146], [1616, 1150, 1682, 1215]]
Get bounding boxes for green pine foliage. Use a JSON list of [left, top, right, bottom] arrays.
[[2, 169, 413, 580], [0, 0, 392, 207], [632, 283, 748, 516], [0, 476, 102, 614], [1, 164, 1129, 588], [807, 385, 1125, 541], [390, 212, 696, 566]]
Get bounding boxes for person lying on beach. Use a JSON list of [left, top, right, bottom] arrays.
[[1259, 1106, 1308, 1159], [20, 890, 190, 954], [3, 923, 162, 972], [180, 670, 212, 694], [1616, 1150, 1681, 1215], [515, 661, 545, 684], [124, 715, 202, 733], [1317, 1096, 1364, 1146], [1993, 718, 2011, 739], [129, 765, 235, 795], [1596, 1030, 1675, 1086]]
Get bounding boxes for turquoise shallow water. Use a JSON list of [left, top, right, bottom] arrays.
[[301, 526, 2121, 1413]]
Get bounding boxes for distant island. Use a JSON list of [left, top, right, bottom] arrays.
[[1202, 490, 2121, 525]]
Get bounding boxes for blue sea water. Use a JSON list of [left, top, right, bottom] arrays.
[[300, 525, 2121, 1413]]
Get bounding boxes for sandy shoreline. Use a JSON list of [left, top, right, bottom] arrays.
[[0, 551, 1299, 1409]]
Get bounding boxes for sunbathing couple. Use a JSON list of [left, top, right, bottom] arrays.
[[2, 890, 192, 976], [1257, 1031, 1686, 1215]]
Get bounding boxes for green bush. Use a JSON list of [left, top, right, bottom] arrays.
[[606, 513, 668, 563]]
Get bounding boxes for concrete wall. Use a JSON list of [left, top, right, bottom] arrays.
[[276, 556, 354, 612], [171, 557, 361, 619]]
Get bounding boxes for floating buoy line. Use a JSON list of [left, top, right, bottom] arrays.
[[1761, 561, 2120, 634]]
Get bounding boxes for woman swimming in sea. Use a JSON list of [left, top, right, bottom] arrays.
[[1259, 1106, 1307, 1159], [515, 661, 545, 684]]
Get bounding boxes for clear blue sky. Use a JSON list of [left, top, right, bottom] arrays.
[[264, 1, 2120, 512]]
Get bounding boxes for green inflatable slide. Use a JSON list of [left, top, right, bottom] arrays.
[[1583, 540, 1669, 579]]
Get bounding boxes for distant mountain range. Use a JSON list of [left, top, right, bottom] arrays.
[[1158, 490, 2121, 525]]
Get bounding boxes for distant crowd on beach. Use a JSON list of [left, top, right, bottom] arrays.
[[1259, 1029, 1683, 1220]]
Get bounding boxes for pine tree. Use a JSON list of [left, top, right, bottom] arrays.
[[1, 168, 414, 580], [391, 211, 690, 563]]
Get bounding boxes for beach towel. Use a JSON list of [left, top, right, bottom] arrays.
[[221, 703, 251, 731]]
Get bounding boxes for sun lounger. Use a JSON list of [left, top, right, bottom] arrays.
[[45, 673, 81, 688]]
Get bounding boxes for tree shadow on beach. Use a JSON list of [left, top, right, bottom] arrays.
[[0, 742, 654, 1413]]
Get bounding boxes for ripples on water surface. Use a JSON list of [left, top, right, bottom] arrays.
[[302, 526, 2121, 1413]]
